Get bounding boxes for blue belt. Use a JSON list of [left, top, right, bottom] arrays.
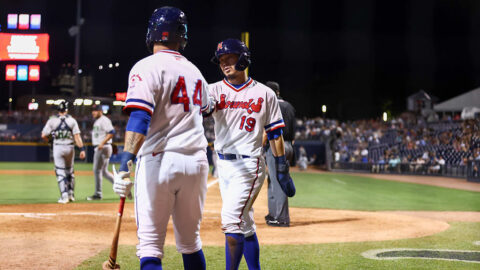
[[218, 153, 251, 160]]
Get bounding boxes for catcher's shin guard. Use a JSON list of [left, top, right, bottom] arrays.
[[55, 167, 69, 194], [66, 168, 75, 193]]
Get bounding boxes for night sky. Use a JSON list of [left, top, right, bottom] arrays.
[[1, 0, 480, 120]]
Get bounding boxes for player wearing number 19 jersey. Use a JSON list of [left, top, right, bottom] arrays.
[[116, 7, 211, 270], [208, 39, 289, 270]]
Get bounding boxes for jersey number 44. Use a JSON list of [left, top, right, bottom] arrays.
[[171, 76, 202, 112]]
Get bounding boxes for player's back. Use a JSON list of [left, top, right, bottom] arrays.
[[43, 115, 79, 145], [124, 50, 208, 156]]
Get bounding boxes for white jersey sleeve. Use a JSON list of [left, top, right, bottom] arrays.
[[70, 118, 80, 135], [124, 63, 156, 115], [263, 92, 285, 134], [104, 116, 114, 133], [41, 118, 54, 136]]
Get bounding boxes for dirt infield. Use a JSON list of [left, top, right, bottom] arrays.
[[0, 171, 479, 269]]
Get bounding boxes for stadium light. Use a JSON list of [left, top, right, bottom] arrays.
[[95, 100, 101, 105], [115, 62, 119, 67], [18, 14, 29, 30], [78, 69, 82, 74], [383, 112, 388, 122], [108, 63, 113, 68], [73, 99, 83, 106], [6, 65, 17, 81], [54, 99, 65, 105], [17, 65, 28, 81], [28, 65, 40, 81], [113, 101, 126, 106], [9, 98, 13, 103], [322, 105, 327, 113], [28, 102, 39, 110], [7, 14, 18, 29], [30, 14, 41, 30], [46, 99, 55, 105], [83, 99, 93, 106], [98, 65, 103, 70]]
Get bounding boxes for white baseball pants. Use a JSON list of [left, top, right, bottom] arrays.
[[134, 150, 209, 259], [217, 156, 266, 237]]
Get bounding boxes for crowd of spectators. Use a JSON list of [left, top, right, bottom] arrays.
[[322, 116, 480, 174], [2, 110, 479, 176]]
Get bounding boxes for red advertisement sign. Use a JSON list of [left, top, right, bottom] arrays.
[[115, 92, 127, 101], [5, 65, 16, 80], [29, 65, 40, 81], [0, 33, 49, 62]]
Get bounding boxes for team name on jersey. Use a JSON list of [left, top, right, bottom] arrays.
[[216, 94, 264, 114]]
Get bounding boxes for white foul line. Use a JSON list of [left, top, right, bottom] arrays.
[[332, 178, 346, 185], [207, 178, 219, 188]]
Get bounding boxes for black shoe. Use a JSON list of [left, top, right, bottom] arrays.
[[86, 194, 102, 201], [266, 219, 289, 227], [265, 215, 274, 222]]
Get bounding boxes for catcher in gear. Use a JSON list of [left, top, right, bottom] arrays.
[[41, 101, 86, 203]]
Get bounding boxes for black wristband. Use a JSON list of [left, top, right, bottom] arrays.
[[79, 146, 85, 152]]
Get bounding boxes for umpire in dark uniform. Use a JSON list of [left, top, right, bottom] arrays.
[[264, 81, 296, 227]]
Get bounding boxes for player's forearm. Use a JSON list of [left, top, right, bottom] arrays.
[[123, 131, 145, 155], [101, 133, 114, 146], [74, 134, 84, 148], [41, 134, 49, 142], [262, 131, 268, 146], [269, 135, 285, 157]]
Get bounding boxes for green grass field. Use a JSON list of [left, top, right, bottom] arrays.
[[1, 162, 479, 269]]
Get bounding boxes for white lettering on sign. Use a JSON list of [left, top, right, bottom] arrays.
[[6, 35, 40, 59]]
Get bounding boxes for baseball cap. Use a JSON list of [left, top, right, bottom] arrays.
[[91, 104, 102, 111], [266, 81, 280, 92]]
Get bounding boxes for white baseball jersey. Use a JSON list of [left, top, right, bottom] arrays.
[[41, 114, 80, 145], [208, 78, 285, 157], [124, 49, 209, 156], [92, 115, 114, 146]]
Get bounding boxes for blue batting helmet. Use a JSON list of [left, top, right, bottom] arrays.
[[211, 39, 251, 71], [146, 7, 188, 52]]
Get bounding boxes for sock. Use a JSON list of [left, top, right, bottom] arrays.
[[182, 249, 206, 270], [243, 233, 261, 270], [140, 257, 162, 270], [225, 233, 245, 270]]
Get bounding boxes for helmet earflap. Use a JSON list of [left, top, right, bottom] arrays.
[[235, 52, 251, 71]]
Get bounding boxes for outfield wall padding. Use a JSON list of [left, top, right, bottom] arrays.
[[0, 145, 50, 162]]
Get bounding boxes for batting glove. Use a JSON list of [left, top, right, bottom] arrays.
[[275, 156, 296, 197], [113, 160, 133, 199]]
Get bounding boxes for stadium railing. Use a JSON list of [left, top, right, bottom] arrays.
[[331, 162, 468, 178]]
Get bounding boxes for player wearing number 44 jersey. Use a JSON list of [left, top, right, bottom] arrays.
[[113, 6, 213, 270], [208, 39, 296, 270]]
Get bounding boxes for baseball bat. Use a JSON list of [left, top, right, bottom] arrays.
[[103, 197, 126, 269]]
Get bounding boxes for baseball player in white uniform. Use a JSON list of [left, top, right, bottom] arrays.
[[111, 7, 214, 270], [208, 39, 296, 270], [87, 104, 115, 200], [41, 101, 86, 204]]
